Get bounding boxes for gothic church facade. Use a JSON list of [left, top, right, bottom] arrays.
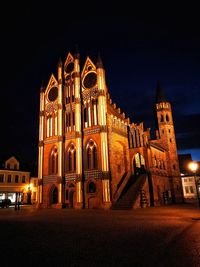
[[37, 51, 183, 209]]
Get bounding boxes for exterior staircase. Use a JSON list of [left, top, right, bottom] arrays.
[[111, 173, 147, 210]]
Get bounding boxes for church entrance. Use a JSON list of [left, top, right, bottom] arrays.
[[133, 153, 146, 175], [69, 190, 74, 208], [50, 186, 58, 205]]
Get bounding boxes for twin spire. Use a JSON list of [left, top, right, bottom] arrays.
[[57, 49, 104, 69], [50, 49, 167, 106]]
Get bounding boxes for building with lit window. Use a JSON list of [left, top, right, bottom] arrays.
[[0, 156, 38, 204], [37, 51, 183, 209], [179, 154, 200, 203], [0, 156, 31, 203]]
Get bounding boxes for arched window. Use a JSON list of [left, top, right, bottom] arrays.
[[133, 153, 145, 174], [67, 143, 76, 172], [93, 146, 98, 169], [87, 146, 92, 169], [71, 82, 75, 102], [88, 182, 96, 193], [54, 113, 58, 136], [72, 110, 75, 130], [166, 114, 169, 122], [160, 114, 164, 122], [92, 99, 98, 125], [49, 147, 58, 174], [83, 103, 89, 128], [84, 107, 87, 126], [66, 112, 71, 131], [86, 140, 98, 170]]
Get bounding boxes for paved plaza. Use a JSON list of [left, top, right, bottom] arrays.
[[0, 204, 200, 267]]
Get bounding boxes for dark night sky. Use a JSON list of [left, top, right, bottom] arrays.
[[0, 2, 200, 173]]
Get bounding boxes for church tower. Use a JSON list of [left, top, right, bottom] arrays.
[[155, 83, 183, 202]]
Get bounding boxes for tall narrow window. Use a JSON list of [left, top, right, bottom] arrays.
[[8, 175, 11, 183], [72, 111, 75, 130], [73, 150, 76, 171], [67, 143, 76, 172], [50, 116, 53, 136], [22, 176, 25, 183], [93, 146, 98, 169], [66, 85, 70, 104], [86, 140, 98, 170], [69, 151, 72, 171], [54, 114, 58, 136], [0, 174, 4, 183], [93, 99, 98, 125], [84, 106, 87, 128], [49, 147, 58, 175], [47, 115, 53, 137], [71, 82, 75, 102], [66, 112, 71, 131], [88, 103, 91, 127], [47, 117, 50, 137], [15, 175, 19, 183]]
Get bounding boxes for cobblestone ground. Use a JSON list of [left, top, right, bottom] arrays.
[[0, 204, 200, 267]]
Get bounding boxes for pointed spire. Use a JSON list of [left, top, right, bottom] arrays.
[[74, 44, 80, 59], [156, 82, 167, 103], [96, 51, 104, 69], [58, 57, 62, 67]]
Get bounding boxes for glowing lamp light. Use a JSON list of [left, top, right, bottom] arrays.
[[188, 162, 198, 172], [188, 161, 200, 207], [29, 184, 33, 190], [24, 184, 33, 192]]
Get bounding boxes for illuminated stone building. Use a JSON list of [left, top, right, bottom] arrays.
[[37, 51, 183, 209]]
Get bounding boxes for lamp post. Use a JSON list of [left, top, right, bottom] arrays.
[[188, 162, 200, 207]]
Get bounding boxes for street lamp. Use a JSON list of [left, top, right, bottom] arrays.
[[24, 184, 33, 204], [188, 161, 200, 207]]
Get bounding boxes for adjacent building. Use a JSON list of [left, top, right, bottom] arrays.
[[179, 154, 200, 203], [0, 156, 37, 204], [37, 51, 183, 209]]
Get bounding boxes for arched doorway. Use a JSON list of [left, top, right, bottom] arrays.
[[50, 186, 58, 205], [69, 190, 74, 208], [133, 153, 145, 175]]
